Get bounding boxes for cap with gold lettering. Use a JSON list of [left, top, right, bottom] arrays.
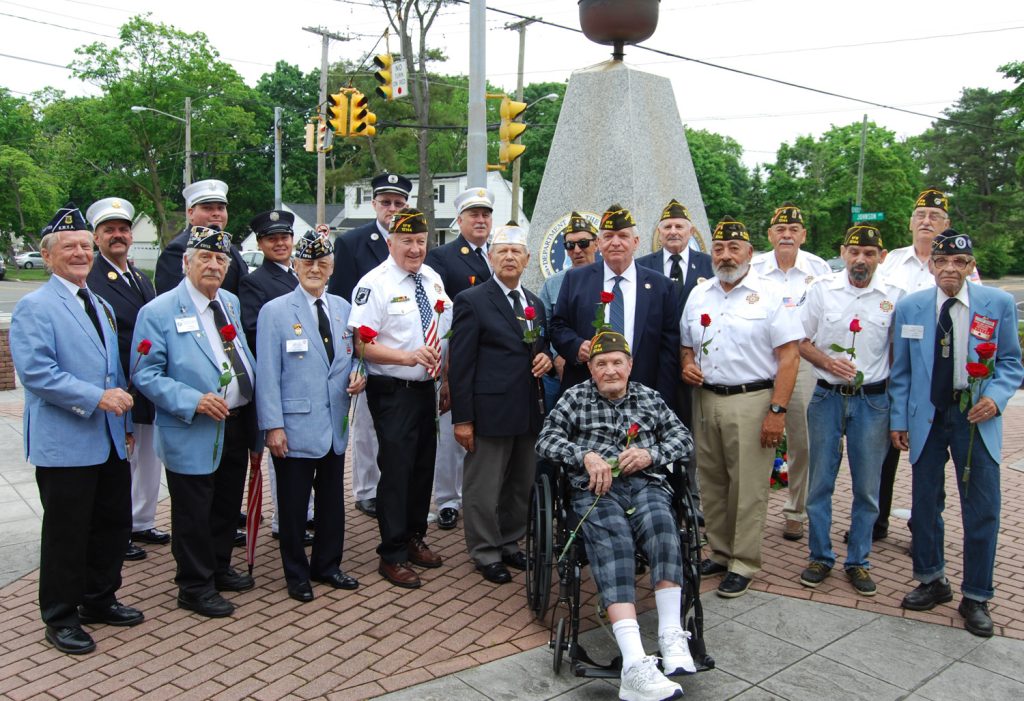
[[561, 211, 598, 236], [711, 216, 750, 242], [914, 188, 948, 212], [659, 199, 691, 222], [842, 224, 883, 249], [41, 202, 88, 235], [589, 330, 631, 359], [770, 203, 803, 226], [390, 207, 429, 235], [600, 204, 636, 231], [931, 228, 972, 256]]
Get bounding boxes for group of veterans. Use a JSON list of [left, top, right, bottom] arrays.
[[11, 176, 1020, 701]]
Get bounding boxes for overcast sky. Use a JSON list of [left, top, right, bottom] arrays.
[[3, 0, 1022, 168]]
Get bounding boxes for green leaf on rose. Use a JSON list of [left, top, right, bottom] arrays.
[[829, 343, 848, 353]]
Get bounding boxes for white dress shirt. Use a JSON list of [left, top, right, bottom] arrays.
[[602, 261, 637, 349], [185, 279, 253, 409]]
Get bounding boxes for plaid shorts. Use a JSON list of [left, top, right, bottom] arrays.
[[571, 475, 683, 607]]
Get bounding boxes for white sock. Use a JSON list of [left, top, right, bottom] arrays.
[[612, 618, 646, 671], [655, 586, 683, 637]]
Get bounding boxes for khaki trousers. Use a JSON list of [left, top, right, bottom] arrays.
[[695, 387, 773, 578], [782, 360, 815, 521]]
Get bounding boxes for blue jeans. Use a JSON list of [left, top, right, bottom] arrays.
[[805, 386, 889, 569], [912, 405, 1000, 602]]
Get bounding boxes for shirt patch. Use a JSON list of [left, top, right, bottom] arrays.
[[746, 292, 760, 305], [879, 300, 893, 313], [354, 287, 371, 305]]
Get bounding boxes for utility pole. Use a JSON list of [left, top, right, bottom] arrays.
[[467, 0, 487, 187], [506, 18, 535, 223], [855, 114, 867, 207], [303, 26, 351, 225], [183, 96, 192, 188], [273, 106, 282, 209]]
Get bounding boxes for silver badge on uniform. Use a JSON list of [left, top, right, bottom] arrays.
[[354, 287, 371, 305]]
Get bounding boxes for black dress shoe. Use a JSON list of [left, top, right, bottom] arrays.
[[717, 572, 752, 598], [437, 507, 459, 530], [215, 567, 255, 592], [502, 551, 527, 571], [313, 571, 359, 590], [233, 529, 246, 548], [45, 625, 96, 655], [477, 562, 512, 584], [958, 598, 994, 638], [131, 528, 171, 545], [355, 499, 377, 517], [271, 530, 314, 546], [700, 559, 727, 576], [177, 591, 234, 618], [125, 542, 147, 561], [288, 581, 314, 603], [238, 512, 247, 528], [79, 603, 144, 627], [901, 579, 953, 611]]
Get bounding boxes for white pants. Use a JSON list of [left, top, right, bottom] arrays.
[[130, 423, 162, 532], [433, 410, 465, 511], [350, 395, 380, 502]]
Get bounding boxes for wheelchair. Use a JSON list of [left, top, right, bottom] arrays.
[[525, 459, 714, 677]]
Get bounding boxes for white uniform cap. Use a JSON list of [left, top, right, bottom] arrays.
[[183, 179, 229, 209], [455, 187, 495, 215], [86, 197, 135, 228], [490, 224, 528, 247]]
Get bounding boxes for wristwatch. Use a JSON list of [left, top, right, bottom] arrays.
[[769, 403, 787, 414]]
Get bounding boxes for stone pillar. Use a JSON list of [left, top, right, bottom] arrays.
[[0, 320, 16, 390]]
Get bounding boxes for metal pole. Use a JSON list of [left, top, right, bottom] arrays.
[[274, 106, 283, 210], [855, 114, 867, 207], [467, 0, 487, 187], [509, 20, 533, 222], [184, 96, 192, 188], [317, 35, 329, 225]]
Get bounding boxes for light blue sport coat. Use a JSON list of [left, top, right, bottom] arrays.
[[131, 280, 257, 475], [889, 281, 1023, 464], [255, 287, 355, 458], [11, 276, 130, 466]]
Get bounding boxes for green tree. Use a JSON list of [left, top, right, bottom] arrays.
[[685, 128, 753, 226], [0, 146, 61, 251], [517, 82, 566, 219]]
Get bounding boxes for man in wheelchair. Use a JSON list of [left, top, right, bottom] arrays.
[[536, 331, 695, 701]]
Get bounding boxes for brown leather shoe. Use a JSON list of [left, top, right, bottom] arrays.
[[783, 519, 804, 541], [408, 536, 443, 568], [378, 559, 422, 589]]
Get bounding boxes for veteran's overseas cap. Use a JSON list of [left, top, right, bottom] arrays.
[[660, 199, 691, 222], [491, 222, 528, 247], [711, 216, 750, 242], [590, 330, 631, 358], [249, 210, 295, 239], [294, 229, 333, 260], [600, 204, 636, 231], [843, 224, 883, 249], [562, 211, 598, 236], [915, 188, 948, 212], [931, 228, 972, 256], [372, 172, 412, 198], [186, 225, 232, 253], [770, 202, 803, 226], [41, 202, 89, 235], [390, 207, 429, 235], [183, 179, 229, 209], [86, 198, 135, 228], [455, 187, 495, 214]]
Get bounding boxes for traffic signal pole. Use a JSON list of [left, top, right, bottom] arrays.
[[467, 0, 487, 187], [506, 18, 535, 222], [303, 26, 351, 225]]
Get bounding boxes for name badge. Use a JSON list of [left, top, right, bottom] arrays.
[[900, 324, 924, 340], [175, 316, 200, 333], [286, 339, 309, 353], [970, 313, 997, 340]]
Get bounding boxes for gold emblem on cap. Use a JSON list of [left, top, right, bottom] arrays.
[[64, 215, 73, 224], [112, 200, 121, 208], [460, 246, 470, 254], [293, 323, 303, 336], [644, 283, 651, 289], [107, 271, 118, 280], [476, 189, 486, 197], [269, 212, 280, 221]]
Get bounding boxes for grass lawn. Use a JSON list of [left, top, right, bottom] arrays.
[[4, 268, 50, 282]]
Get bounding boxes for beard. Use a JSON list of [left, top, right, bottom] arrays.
[[713, 260, 750, 285], [848, 263, 871, 284]]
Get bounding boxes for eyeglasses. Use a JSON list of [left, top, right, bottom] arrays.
[[374, 198, 406, 208], [564, 239, 593, 251], [932, 256, 973, 271], [912, 212, 948, 223]]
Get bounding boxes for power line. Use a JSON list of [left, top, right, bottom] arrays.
[[0, 10, 116, 37], [0, 52, 71, 70]]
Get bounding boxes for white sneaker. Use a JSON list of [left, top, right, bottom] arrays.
[[619, 655, 683, 701], [658, 629, 697, 675]]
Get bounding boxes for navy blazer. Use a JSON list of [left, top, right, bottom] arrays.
[[327, 221, 389, 301], [449, 279, 548, 437], [551, 261, 680, 411], [87, 256, 157, 424], [239, 259, 299, 352], [424, 233, 492, 302], [155, 227, 248, 295], [635, 248, 713, 318]]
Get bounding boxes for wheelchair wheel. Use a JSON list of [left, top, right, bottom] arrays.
[[525, 474, 553, 620], [553, 616, 566, 673]]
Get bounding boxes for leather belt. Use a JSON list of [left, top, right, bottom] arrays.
[[816, 379, 887, 396], [367, 376, 434, 390], [701, 380, 774, 396]]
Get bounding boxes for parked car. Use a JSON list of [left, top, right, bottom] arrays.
[[241, 250, 264, 274], [15, 251, 44, 269], [0, 255, 6, 280], [826, 256, 845, 272]]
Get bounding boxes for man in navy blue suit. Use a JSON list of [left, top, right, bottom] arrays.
[[328, 172, 412, 519], [551, 204, 679, 411]]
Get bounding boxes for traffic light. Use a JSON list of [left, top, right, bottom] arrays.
[[373, 54, 394, 100], [499, 96, 528, 164], [304, 121, 316, 152], [317, 120, 333, 153], [327, 91, 348, 136], [348, 90, 377, 137]]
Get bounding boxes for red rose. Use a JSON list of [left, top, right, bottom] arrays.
[[850, 318, 862, 333], [975, 342, 997, 360], [219, 325, 237, 342], [434, 299, 445, 314], [966, 362, 990, 379], [600, 291, 615, 304], [524, 306, 536, 321], [358, 325, 378, 344], [627, 422, 640, 440], [700, 313, 712, 328], [136, 339, 153, 355]]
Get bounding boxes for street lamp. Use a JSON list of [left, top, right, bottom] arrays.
[[510, 92, 559, 222], [130, 98, 193, 188]]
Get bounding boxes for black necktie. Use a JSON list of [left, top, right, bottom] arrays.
[[473, 246, 490, 275], [931, 297, 956, 411], [316, 299, 335, 365], [509, 289, 528, 334], [77, 289, 104, 341], [123, 270, 141, 294], [669, 254, 683, 285], [209, 299, 254, 401]]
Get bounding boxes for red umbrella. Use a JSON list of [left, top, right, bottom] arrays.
[[245, 451, 263, 576]]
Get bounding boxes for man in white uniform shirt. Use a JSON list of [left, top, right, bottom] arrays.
[[797, 225, 904, 597], [750, 203, 832, 542], [681, 217, 803, 598]]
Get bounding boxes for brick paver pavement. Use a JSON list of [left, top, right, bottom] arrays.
[[1, 401, 1023, 700]]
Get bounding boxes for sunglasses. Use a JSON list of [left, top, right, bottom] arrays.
[[564, 239, 593, 251]]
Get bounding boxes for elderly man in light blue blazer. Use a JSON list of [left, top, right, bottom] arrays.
[[11, 204, 142, 656], [257, 230, 365, 602], [889, 231, 1023, 638], [132, 226, 261, 619]]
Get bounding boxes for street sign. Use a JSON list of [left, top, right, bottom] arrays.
[[392, 60, 408, 99], [851, 205, 862, 214], [853, 212, 885, 222]]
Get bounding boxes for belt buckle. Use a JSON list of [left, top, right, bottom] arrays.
[[839, 384, 856, 397]]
